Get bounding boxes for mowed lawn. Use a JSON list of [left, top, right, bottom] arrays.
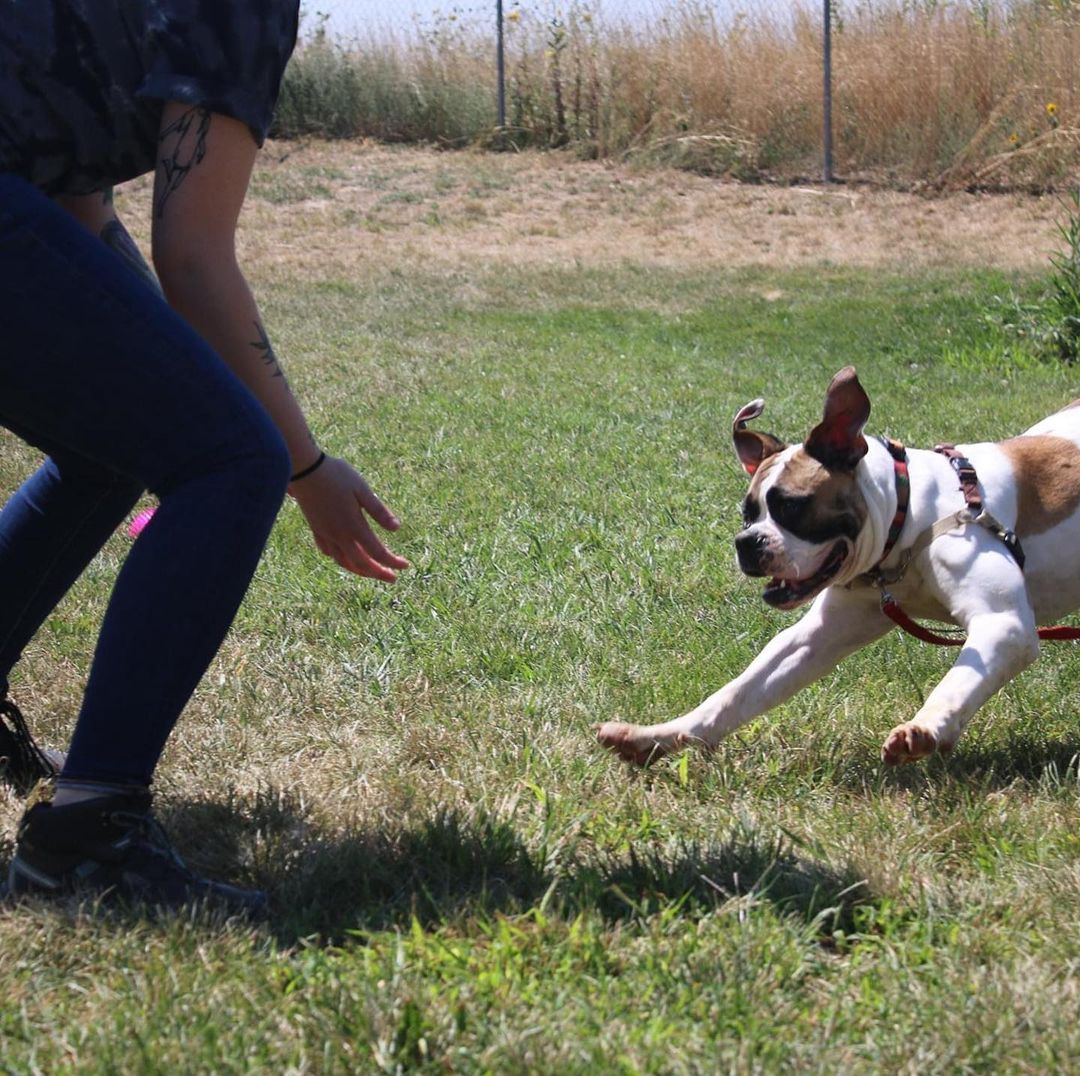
[[2, 147, 1080, 1072]]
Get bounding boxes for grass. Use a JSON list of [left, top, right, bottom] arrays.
[[3, 154, 1080, 1069], [273, 0, 1080, 189], [990, 188, 1080, 361]]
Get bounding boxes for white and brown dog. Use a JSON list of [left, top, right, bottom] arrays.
[[597, 366, 1080, 767]]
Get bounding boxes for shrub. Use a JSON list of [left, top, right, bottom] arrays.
[[990, 187, 1080, 362]]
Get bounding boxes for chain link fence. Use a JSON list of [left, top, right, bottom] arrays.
[[280, 1, 1080, 188]]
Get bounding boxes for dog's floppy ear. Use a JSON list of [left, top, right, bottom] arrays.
[[733, 398, 786, 476], [804, 366, 871, 471]]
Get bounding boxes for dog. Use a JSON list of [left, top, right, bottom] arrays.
[[597, 366, 1080, 767]]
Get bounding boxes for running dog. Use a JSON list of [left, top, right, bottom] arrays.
[[597, 366, 1080, 766]]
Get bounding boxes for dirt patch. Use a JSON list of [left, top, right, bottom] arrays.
[[116, 141, 1068, 281]]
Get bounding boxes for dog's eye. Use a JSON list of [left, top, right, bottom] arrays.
[[741, 496, 760, 526], [766, 488, 812, 532]]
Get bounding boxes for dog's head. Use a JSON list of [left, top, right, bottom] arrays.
[[732, 366, 873, 610]]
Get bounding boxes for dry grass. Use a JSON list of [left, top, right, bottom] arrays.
[[278, 0, 1080, 188], [114, 141, 1069, 288]]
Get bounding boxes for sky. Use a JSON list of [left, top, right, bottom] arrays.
[[303, 1, 669, 38]]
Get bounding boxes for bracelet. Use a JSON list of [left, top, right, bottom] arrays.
[[289, 451, 326, 483]]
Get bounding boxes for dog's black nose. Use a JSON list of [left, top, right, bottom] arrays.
[[735, 530, 769, 576]]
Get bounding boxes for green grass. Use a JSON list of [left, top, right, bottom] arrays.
[[5, 257, 1080, 1071]]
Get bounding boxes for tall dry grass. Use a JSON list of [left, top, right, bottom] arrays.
[[273, 0, 1080, 187]]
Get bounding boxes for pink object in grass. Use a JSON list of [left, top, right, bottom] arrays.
[[127, 507, 157, 539]]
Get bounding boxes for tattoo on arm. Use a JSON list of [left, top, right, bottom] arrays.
[[155, 107, 211, 219], [250, 321, 284, 379], [101, 219, 163, 296]]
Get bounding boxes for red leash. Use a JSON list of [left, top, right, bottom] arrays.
[[881, 596, 1080, 646]]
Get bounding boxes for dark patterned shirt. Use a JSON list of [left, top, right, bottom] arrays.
[[0, 0, 300, 195]]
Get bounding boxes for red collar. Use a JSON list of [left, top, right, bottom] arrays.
[[870, 441, 1054, 648], [876, 437, 910, 569]]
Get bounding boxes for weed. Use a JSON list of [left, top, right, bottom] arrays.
[[990, 187, 1080, 361], [1046, 187, 1080, 361]]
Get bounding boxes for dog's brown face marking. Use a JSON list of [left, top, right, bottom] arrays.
[[741, 454, 781, 524], [744, 448, 868, 545], [1002, 435, 1080, 537]]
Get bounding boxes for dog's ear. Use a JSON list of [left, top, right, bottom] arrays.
[[733, 398, 786, 476], [804, 366, 871, 471]]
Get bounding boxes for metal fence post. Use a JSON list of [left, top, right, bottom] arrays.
[[823, 0, 834, 182], [496, 0, 506, 128]]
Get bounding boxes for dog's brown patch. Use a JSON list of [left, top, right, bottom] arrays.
[[1001, 434, 1080, 536], [742, 452, 784, 513], [1062, 398, 1080, 412], [773, 448, 868, 539]]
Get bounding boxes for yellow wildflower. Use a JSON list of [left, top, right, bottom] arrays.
[[1047, 102, 1058, 116]]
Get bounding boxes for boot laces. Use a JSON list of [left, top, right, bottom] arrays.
[[0, 696, 59, 786], [106, 809, 194, 880]]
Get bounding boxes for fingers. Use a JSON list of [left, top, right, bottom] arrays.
[[343, 545, 400, 582], [295, 457, 410, 580], [354, 477, 402, 533], [321, 535, 400, 581], [315, 509, 408, 581], [354, 512, 411, 571]]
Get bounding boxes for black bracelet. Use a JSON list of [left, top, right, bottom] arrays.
[[290, 451, 326, 483]]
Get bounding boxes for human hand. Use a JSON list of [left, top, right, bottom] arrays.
[[287, 454, 410, 581]]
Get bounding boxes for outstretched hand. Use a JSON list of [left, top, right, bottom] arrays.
[[287, 454, 410, 581]]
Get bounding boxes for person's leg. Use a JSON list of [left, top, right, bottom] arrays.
[[0, 191, 162, 795], [0, 453, 143, 698], [0, 450, 143, 794], [0, 174, 291, 787]]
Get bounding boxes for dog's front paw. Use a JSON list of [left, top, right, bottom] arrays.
[[881, 722, 939, 766], [596, 722, 672, 767]]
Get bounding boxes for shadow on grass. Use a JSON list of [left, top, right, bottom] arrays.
[[935, 732, 1080, 785], [165, 791, 875, 946], [829, 731, 1080, 794]]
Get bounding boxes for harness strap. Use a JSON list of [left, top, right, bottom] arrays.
[[870, 440, 1080, 645], [934, 443, 1026, 569], [934, 443, 982, 512]]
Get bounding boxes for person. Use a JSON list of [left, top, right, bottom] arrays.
[[0, 1, 409, 913]]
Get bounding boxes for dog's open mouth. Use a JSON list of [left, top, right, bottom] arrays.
[[762, 541, 848, 610]]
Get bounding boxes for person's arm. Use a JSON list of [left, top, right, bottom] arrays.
[[150, 101, 408, 582], [56, 189, 162, 294]]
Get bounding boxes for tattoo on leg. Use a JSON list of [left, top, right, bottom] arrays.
[[155, 107, 211, 219], [250, 322, 284, 379]]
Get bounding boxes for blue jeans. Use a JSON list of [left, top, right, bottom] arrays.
[[0, 174, 291, 785]]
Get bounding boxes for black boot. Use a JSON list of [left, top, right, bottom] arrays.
[[7, 787, 267, 916], [0, 696, 62, 796]]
